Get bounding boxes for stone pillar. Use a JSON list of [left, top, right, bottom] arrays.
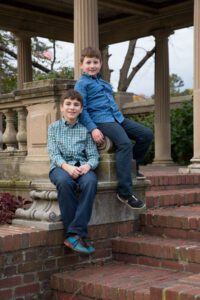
[[74, 0, 99, 79], [153, 30, 173, 165], [0, 113, 3, 150], [15, 33, 32, 89], [186, 0, 200, 173]]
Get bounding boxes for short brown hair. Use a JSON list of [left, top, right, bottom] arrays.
[[80, 46, 102, 63], [60, 89, 83, 106]]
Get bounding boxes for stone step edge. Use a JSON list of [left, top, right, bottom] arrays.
[[51, 262, 196, 300], [112, 234, 200, 266], [145, 188, 200, 208]]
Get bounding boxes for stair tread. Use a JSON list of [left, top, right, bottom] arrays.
[[52, 261, 192, 298], [146, 187, 200, 197], [144, 204, 200, 217], [113, 234, 200, 248]]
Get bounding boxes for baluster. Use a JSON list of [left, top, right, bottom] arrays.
[[2, 109, 17, 151], [16, 107, 27, 151]]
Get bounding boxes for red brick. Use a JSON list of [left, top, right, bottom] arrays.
[[0, 275, 22, 289], [0, 288, 13, 299], [14, 283, 40, 297]]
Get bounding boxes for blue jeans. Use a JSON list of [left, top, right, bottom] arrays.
[[49, 167, 97, 238], [97, 118, 153, 197]]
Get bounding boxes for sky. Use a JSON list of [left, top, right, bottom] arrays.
[[55, 26, 193, 97]]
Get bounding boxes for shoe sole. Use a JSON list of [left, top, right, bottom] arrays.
[[64, 240, 89, 255], [117, 194, 146, 210], [136, 176, 146, 180]]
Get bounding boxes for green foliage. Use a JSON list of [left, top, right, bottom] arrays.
[[132, 99, 193, 165], [170, 73, 184, 96], [171, 100, 193, 164], [33, 66, 74, 81]]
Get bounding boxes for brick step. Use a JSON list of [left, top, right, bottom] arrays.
[[140, 204, 200, 241], [112, 234, 200, 273], [145, 188, 200, 208], [145, 174, 200, 191], [51, 261, 196, 300]]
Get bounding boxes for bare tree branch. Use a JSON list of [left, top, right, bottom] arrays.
[[0, 44, 51, 73], [101, 46, 113, 82], [118, 40, 137, 91]]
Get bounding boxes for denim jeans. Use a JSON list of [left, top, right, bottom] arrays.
[[49, 167, 97, 238], [97, 118, 153, 197]]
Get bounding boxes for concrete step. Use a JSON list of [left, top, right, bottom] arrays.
[[51, 261, 196, 300], [140, 204, 200, 241], [145, 174, 200, 191], [112, 234, 200, 273], [145, 188, 200, 208]]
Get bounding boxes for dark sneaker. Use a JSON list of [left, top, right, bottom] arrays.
[[83, 238, 96, 254], [117, 193, 146, 210], [64, 235, 89, 255], [136, 172, 146, 180]]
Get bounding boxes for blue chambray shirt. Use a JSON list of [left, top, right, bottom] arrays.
[[47, 118, 99, 171], [75, 73, 124, 132]]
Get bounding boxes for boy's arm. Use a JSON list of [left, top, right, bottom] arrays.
[[84, 132, 100, 170], [75, 80, 97, 132], [47, 125, 66, 168]]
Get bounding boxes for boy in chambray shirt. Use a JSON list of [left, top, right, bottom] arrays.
[[48, 89, 99, 255], [75, 46, 153, 210]]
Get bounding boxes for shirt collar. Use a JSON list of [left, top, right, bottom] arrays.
[[61, 117, 79, 128], [83, 72, 101, 79]]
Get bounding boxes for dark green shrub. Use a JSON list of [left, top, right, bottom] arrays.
[[171, 100, 193, 164], [131, 99, 193, 165]]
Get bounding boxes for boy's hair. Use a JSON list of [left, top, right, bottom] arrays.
[[60, 89, 83, 106], [80, 46, 102, 63]]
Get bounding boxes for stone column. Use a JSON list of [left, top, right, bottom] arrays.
[[0, 113, 3, 150], [74, 0, 99, 79], [15, 33, 32, 89], [153, 30, 173, 165], [187, 0, 200, 173]]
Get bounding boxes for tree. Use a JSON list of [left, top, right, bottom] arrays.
[[170, 73, 184, 96], [0, 30, 73, 93], [102, 40, 155, 92]]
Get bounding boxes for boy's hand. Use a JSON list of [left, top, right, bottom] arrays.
[[91, 128, 104, 144], [78, 164, 91, 175], [62, 163, 81, 179]]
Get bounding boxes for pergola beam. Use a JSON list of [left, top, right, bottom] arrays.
[[99, 0, 157, 17]]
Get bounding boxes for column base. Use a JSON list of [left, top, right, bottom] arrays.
[[179, 160, 200, 174], [152, 159, 174, 166]]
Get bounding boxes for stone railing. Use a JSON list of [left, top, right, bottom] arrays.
[[0, 93, 27, 153], [0, 79, 75, 179]]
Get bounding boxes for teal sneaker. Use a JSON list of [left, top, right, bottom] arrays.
[[83, 238, 96, 254], [64, 235, 89, 255]]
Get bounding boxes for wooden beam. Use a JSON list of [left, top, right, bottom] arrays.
[[0, 4, 73, 41], [99, 0, 158, 17], [99, 4, 193, 47]]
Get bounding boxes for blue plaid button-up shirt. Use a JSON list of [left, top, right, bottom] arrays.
[[48, 118, 99, 171]]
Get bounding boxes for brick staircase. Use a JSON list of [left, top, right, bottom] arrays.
[[51, 169, 200, 300]]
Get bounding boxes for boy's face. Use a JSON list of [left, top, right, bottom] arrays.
[[60, 98, 82, 124], [80, 56, 102, 76]]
